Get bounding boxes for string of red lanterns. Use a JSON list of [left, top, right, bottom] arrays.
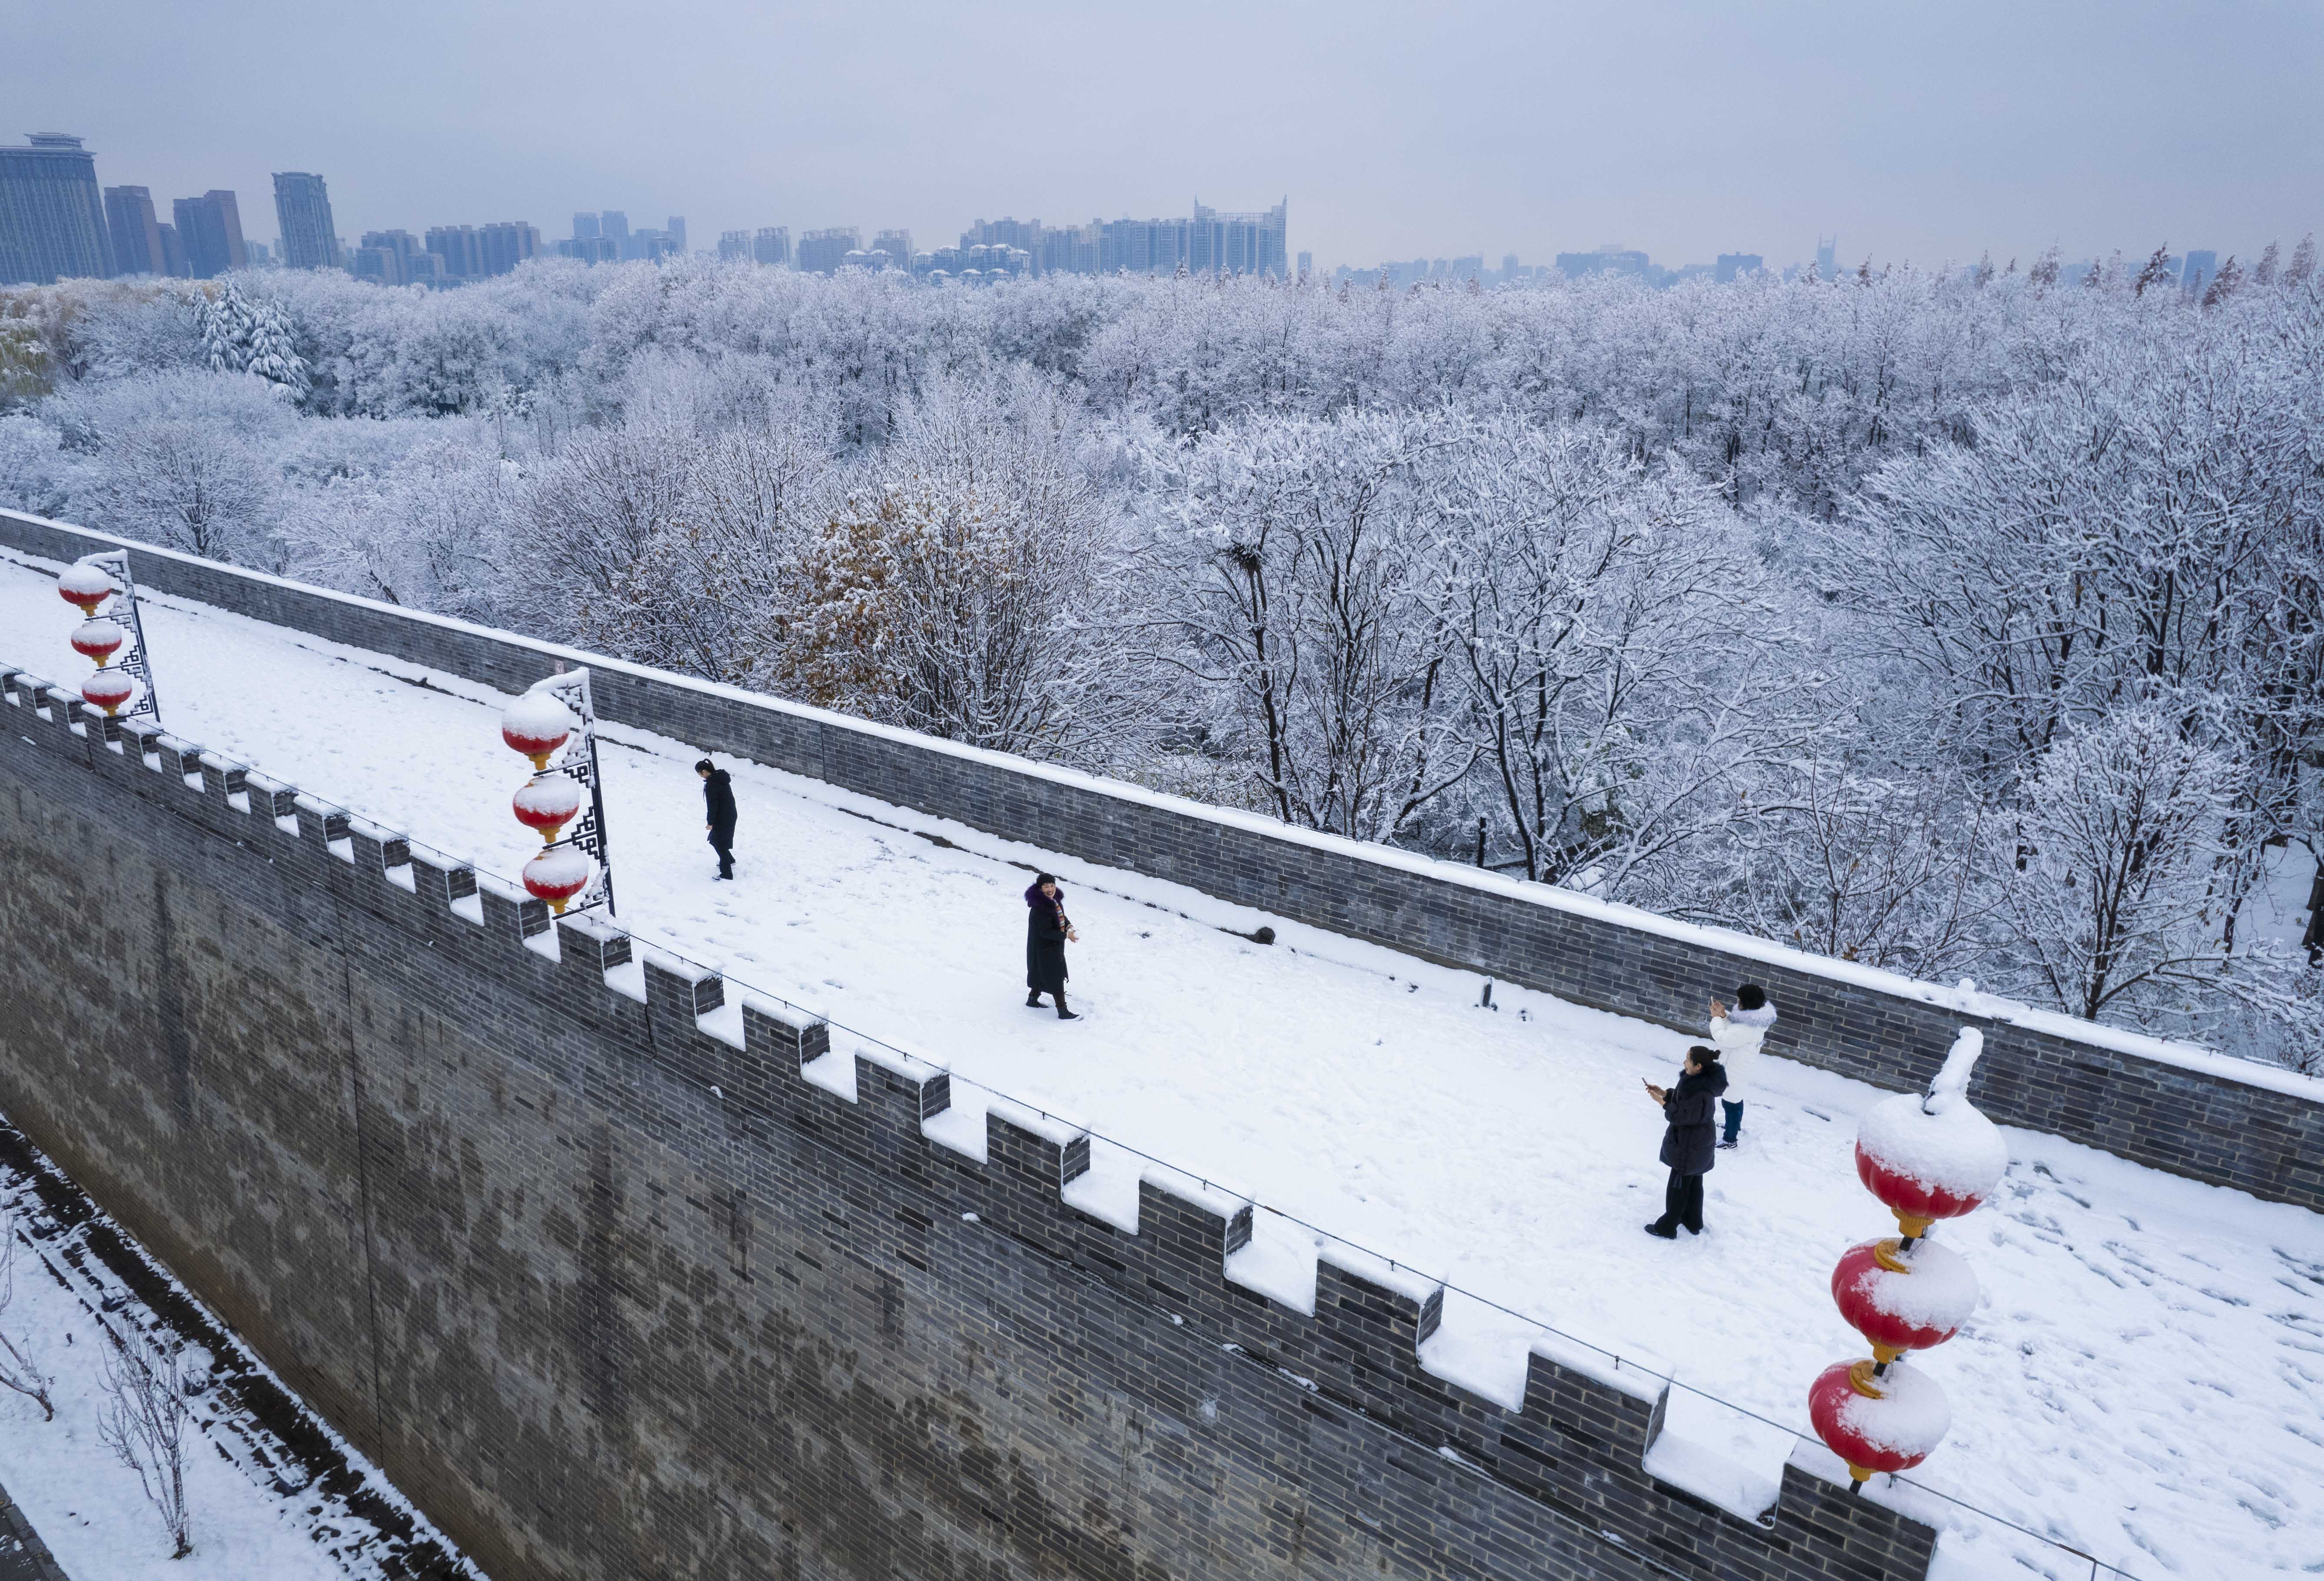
[[501, 689, 593, 913], [1809, 1027, 2007, 1492], [58, 560, 138, 718]]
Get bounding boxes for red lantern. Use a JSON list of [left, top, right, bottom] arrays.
[[57, 562, 114, 614], [71, 619, 125, 666], [522, 847, 591, 914], [502, 691, 574, 771], [512, 777, 584, 843], [1853, 1139, 1997, 1239], [1830, 1239, 1977, 1361], [81, 669, 135, 717], [1852, 1072, 2008, 1240], [1808, 1359, 1950, 1485]]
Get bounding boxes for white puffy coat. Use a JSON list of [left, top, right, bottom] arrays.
[[1709, 1002, 1777, 1090]]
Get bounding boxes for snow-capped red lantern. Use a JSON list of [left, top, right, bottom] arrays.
[[1830, 1238, 1978, 1361], [522, 847, 592, 914], [512, 776, 584, 843], [1811, 1025, 2000, 1494], [501, 691, 574, 771], [71, 619, 125, 666], [57, 560, 115, 614], [1808, 1359, 1951, 1486], [81, 669, 136, 717], [1853, 1029, 2009, 1239]]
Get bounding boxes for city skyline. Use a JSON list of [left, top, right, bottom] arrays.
[[2, 0, 2316, 278], [4, 130, 2291, 292]]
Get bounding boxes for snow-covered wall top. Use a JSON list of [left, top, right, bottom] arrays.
[[0, 660, 1944, 1581], [3, 508, 2319, 1215]]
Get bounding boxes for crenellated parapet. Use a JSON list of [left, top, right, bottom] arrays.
[[0, 657, 1941, 1581]]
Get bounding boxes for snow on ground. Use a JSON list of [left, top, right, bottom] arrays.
[[0, 1133, 479, 1581], [6, 549, 2324, 1580]]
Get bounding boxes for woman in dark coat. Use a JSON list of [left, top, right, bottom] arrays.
[[1024, 874, 1079, 1020], [1644, 1047, 1728, 1238]]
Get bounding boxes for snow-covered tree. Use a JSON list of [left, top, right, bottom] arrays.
[[59, 371, 287, 562], [201, 281, 309, 401], [1423, 418, 1816, 896], [2000, 704, 2241, 1021], [783, 376, 1127, 761], [1139, 407, 1468, 840]]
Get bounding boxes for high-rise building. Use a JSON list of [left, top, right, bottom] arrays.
[[1555, 244, 1649, 281], [271, 172, 342, 270], [1192, 199, 1287, 277], [1815, 235, 1837, 278], [353, 228, 416, 287], [873, 228, 912, 265], [426, 224, 487, 280], [2181, 249, 2218, 294], [1098, 216, 1186, 275], [798, 226, 859, 274], [1715, 252, 1763, 283], [556, 236, 618, 264], [172, 190, 247, 278], [1299, 251, 1315, 276], [753, 227, 789, 267], [155, 222, 188, 278], [1035, 224, 1098, 277], [962, 216, 1042, 253], [480, 221, 540, 275], [0, 133, 111, 285], [665, 216, 686, 254], [600, 210, 631, 256], [573, 212, 601, 241], [103, 185, 165, 277], [718, 229, 750, 261]]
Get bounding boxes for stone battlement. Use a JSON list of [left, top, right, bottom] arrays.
[[0, 660, 1941, 1580]]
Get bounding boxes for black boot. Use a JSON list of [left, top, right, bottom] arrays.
[[1026, 992, 1043, 1008], [1055, 994, 1079, 1022]]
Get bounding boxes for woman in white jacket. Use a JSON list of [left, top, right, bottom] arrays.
[[1708, 984, 1776, 1149]]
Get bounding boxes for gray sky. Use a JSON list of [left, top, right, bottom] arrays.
[[10, 0, 2321, 271]]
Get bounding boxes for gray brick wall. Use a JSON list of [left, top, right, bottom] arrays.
[[0, 666, 1938, 1581], [7, 508, 2317, 1214]]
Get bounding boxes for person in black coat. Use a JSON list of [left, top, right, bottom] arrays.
[[697, 758, 737, 880], [1644, 1047, 1728, 1238], [1025, 874, 1079, 1020]]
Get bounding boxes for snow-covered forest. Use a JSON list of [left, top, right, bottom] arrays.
[[3, 245, 2321, 1068]]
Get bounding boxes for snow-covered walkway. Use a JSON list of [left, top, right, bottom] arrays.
[[6, 548, 2323, 1581]]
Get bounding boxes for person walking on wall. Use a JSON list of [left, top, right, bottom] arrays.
[[1708, 984, 1777, 1149], [1025, 874, 1079, 1020], [697, 758, 737, 880], [1643, 1046, 1728, 1238]]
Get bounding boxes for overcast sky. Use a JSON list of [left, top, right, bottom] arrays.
[[9, 0, 2321, 271]]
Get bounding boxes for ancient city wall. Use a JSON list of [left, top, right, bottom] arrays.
[[0, 663, 1940, 1580], [4, 507, 2320, 1216]]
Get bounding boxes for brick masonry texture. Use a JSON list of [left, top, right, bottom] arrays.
[[5, 507, 2318, 1220], [0, 669, 1940, 1581]]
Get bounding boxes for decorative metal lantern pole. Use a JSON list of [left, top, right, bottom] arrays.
[[500, 668, 615, 917], [1809, 1028, 2007, 1492], [58, 551, 162, 727]]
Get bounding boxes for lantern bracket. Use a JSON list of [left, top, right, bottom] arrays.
[[77, 550, 162, 728], [524, 668, 615, 917]]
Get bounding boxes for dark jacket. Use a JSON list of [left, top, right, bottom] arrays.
[[702, 769, 737, 838], [1025, 883, 1069, 995], [1659, 1062, 1730, 1176]]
